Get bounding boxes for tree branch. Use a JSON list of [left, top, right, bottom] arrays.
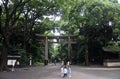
[[9, 0, 31, 21]]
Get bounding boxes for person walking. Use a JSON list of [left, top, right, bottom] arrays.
[[63, 66, 68, 78], [60, 66, 64, 77], [54, 59, 57, 65], [61, 60, 64, 66], [67, 66, 72, 78]]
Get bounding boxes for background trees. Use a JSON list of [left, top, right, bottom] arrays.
[[0, 0, 60, 71], [59, 0, 120, 65]]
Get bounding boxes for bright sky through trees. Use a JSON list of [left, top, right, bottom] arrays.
[[118, 0, 120, 3]]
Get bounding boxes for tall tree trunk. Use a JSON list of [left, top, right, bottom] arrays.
[[85, 39, 89, 66], [0, 15, 9, 71], [0, 39, 8, 71], [0, 7, 10, 71], [23, 24, 27, 51], [0, 6, 3, 71]]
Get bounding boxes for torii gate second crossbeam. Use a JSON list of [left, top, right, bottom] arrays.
[[36, 34, 77, 65]]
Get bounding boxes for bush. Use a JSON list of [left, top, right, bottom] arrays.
[[33, 62, 44, 66]]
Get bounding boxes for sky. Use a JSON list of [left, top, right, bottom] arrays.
[[118, 0, 120, 3]]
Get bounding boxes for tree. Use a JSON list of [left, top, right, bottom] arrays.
[[0, 0, 60, 71], [0, 0, 31, 71], [59, 0, 120, 65]]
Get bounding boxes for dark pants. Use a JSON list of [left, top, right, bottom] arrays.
[[63, 73, 67, 78]]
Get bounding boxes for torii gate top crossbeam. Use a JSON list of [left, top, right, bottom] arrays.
[[36, 34, 78, 39]]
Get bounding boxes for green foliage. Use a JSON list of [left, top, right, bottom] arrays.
[[0, 0, 62, 68], [33, 62, 44, 66], [113, 28, 120, 33], [107, 40, 120, 51], [19, 50, 29, 67], [109, 0, 118, 3], [58, 0, 120, 64], [57, 43, 68, 60]]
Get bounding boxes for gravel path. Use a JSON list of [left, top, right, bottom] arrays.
[[0, 64, 120, 79]]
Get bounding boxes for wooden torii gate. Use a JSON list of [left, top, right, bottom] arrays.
[[36, 34, 77, 65]]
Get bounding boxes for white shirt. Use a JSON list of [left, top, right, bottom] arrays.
[[63, 68, 68, 74]]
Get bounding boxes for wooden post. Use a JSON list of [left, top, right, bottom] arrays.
[[68, 37, 71, 61], [44, 36, 48, 65], [29, 55, 32, 66], [85, 39, 89, 66]]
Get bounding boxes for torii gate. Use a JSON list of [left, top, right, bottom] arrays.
[[36, 34, 77, 65]]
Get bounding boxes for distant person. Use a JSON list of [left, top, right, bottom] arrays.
[[54, 60, 57, 65], [67, 61, 70, 66], [61, 60, 64, 66]]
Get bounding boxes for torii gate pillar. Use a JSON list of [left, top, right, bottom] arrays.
[[44, 36, 48, 65], [68, 36, 71, 61]]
